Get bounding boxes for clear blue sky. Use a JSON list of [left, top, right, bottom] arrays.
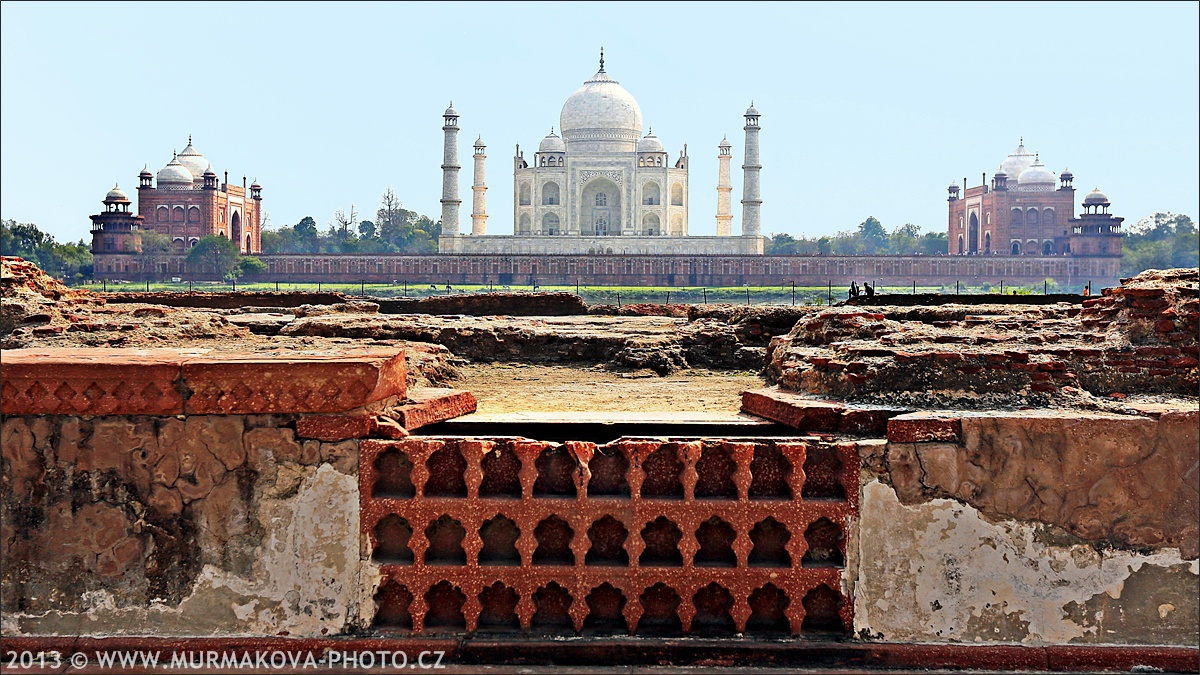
[[2, 1, 1197, 244]]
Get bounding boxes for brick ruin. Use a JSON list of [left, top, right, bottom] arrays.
[[1, 257, 1196, 670]]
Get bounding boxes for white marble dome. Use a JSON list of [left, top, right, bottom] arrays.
[[538, 128, 566, 153], [1017, 157, 1056, 190], [999, 140, 1036, 181], [637, 130, 663, 153], [559, 67, 643, 151], [157, 155, 194, 189], [176, 140, 209, 183]]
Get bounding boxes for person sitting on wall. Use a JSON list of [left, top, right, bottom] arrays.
[[849, 281, 860, 298], [864, 282, 875, 297]]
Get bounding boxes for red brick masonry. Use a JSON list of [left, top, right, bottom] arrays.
[[0, 347, 406, 416]]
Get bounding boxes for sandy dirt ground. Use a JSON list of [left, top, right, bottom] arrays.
[[458, 363, 765, 414]]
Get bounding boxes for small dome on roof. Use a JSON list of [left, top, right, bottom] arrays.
[[994, 164, 1007, 178], [1060, 166, 1074, 180], [139, 165, 153, 178], [538, 128, 566, 153], [444, 101, 458, 116], [157, 155, 194, 189], [474, 135, 485, 148], [948, 180, 960, 191], [718, 135, 731, 148], [1083, 187, 1110, 205], [1017, 156, 1056, 190], [202, 164, 216, 177], [250, 179, 261, 190], [637, 129, 664, 153], [104, 184, 129, 203], [745, 101, 759, 116]]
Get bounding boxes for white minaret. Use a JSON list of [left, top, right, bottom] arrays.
[[740, 102, 762, 237], [471, 135, 487, 236], [716, 135, 733, 236], [440, 102, 461, 236]]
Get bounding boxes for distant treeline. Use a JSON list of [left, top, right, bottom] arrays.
[[764, 217, 947, 256], [260, 187, 441, 255], [0, 218, 93, 281]]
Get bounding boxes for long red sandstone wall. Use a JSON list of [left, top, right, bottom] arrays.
[[90, 252, 1123, 288]]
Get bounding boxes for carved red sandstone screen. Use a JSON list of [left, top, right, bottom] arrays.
[[360, 436, 858, 636]]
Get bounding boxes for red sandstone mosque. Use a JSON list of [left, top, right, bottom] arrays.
[[91, 138, 262, 276], [946, 139, 1122, 258]]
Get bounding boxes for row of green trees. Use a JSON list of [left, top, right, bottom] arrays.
[[765, 217, 948, 256], [1120, 213, 1198, 276], [185, 235, 267, 280], [1, 219, 94, 281], [261, 187, 441, 254]]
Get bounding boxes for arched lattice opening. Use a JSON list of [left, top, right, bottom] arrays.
[[1011, 241, 1021, 255], [479, 515, 520, 566], [581, 178, 620, 236], [542, 212, 561, 236], [642, 213, 661, 236], [968, 213, 979, 253], [542, 182, 560, 205], [670, 213, 684, 236], [1042, 241, 1053, 255], [642, 182, 660, 205]]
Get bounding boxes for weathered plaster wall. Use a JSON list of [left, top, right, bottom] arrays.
[[855, 480, 1198, 645], [0, 415, 365, 637], [850, 407, 1199, 645]]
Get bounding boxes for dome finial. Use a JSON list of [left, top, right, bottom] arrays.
[[599, 46, 605, 72], [188, 134, 192, 145]]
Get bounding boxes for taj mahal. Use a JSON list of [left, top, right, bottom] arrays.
[[437, 51, 765, 255]]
